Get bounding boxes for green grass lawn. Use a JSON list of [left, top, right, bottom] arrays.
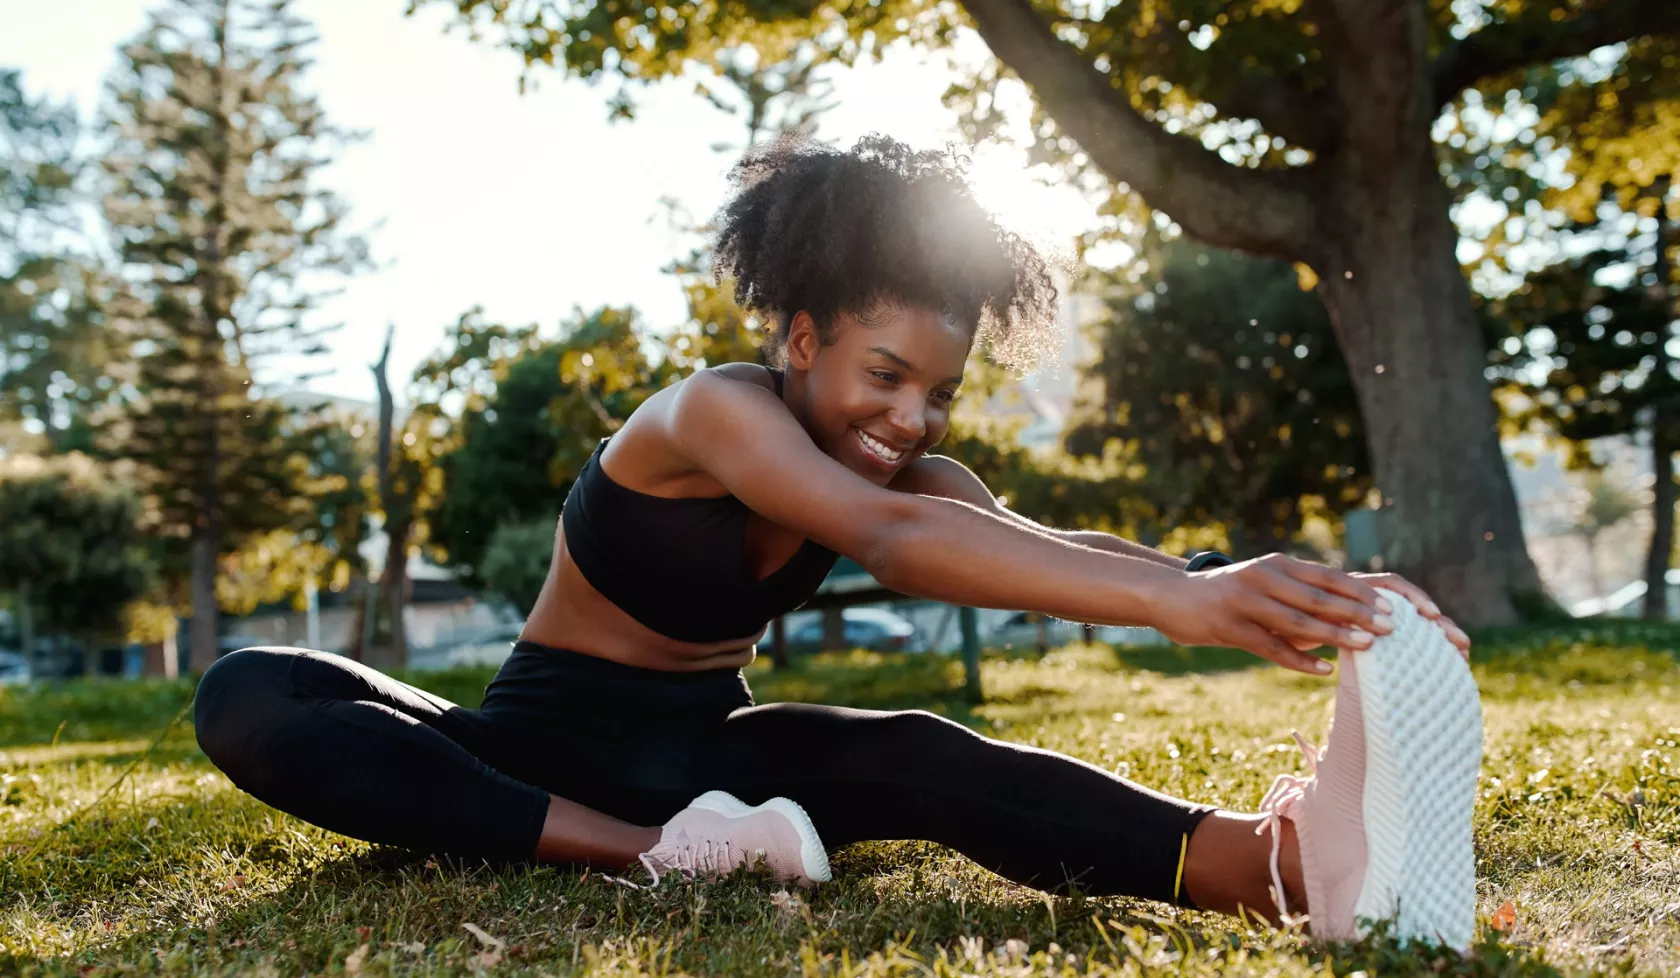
[[0, 624, 1675, 977]]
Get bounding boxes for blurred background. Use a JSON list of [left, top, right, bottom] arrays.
[[1, 0, 1677, 684]]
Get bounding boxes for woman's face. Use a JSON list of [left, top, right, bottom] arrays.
[[785, 303, 971, 485]]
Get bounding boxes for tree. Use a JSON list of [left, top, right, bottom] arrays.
[[479, 517, 557, 616], [0, 453, 154, 672], [101, 0, 368, 672], [1482, 194, 1677, 615], [427, 306, 666, 581], [1067, 240, 1372, 557], [0, 69, 118, 451], [1457, 32, 1680, 618], [1566, 469, 1642, 601], [414, 0, 1680, 625]]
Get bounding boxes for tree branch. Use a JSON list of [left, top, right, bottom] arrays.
[[1433, 0, 1680, 111], [959, 0, 1319, 258], [1205, 75, 1335, 152], [1136, 18, 1334, 152]]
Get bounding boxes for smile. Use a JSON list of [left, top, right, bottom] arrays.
[[855, 429, 908, 465]]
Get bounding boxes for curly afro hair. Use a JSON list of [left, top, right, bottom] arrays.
[[711, 134, 1060, 374]]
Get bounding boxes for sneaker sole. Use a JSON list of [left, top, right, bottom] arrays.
[[690, 790, 833, 884], [1351, 588, 1482, 949]]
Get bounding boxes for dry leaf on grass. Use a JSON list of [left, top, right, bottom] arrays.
[[344, 943, 369, 976], [461, 922, 505, 950], [220, 874, 247, 892], [1490, 900, 1517, 932]]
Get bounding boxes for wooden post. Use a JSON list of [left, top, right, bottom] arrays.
[[959, 606, 982, 702], [769, 616, 789, 669]]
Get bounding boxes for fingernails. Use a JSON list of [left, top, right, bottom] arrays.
[[1314, 659, 1333, 673], [1372, 614, 1395, 633], [1347, 628, 1373, 647], [1376, 596, 1394, 614], [1424, 599, 1441, 616]]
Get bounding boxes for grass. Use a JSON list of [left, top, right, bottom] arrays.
[[0, 624, 1675, 977]]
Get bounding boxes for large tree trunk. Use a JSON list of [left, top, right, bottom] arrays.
[[1312, 144, 1546, 626]]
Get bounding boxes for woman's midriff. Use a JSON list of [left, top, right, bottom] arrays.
[[517, 526, 764, 673]]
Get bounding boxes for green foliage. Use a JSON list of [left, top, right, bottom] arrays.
[[1067, 242, 1370, 555], [478, 517, 557, 615], [0, 453, 154, 642], [1481, 220, 1674, 454], [0, 70, 116, 450]]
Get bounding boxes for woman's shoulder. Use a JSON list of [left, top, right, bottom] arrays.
[[706, 361, 778, 393]]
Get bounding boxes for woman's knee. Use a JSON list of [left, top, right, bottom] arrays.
[[193, 647, 299, 777]]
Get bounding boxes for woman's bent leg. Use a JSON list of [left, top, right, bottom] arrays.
[[195, 647, 553, 861], [696, 703, 1215, 904]]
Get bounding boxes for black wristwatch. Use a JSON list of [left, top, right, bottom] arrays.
[[1184, 551, 1236, 573]]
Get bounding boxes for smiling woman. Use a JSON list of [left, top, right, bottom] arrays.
[[193, 133, 1479, 951]]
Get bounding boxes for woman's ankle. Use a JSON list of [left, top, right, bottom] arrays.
[[1181, 810, 1306, 923]]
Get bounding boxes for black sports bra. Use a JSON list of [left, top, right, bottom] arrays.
[[558, 370, 839, 643]]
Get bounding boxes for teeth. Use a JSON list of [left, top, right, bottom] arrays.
[[859, 431, 904, 461]]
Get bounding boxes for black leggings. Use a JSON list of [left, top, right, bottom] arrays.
[[194, 642, 1213, 903]]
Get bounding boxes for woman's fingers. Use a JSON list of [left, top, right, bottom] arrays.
[[1240, 625, 1331, 675], [1246, 594, 1374, 653], [1351, 572, 1443, 619], [1280, 559, 1388, 611], [1260, 567, 1390, 635]]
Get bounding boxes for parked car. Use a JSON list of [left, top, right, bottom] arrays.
[[0, 650, 32, 686], [774, 607, 918, 655]]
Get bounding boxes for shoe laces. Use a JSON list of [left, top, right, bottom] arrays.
[[638, 830, 741, 886], [1254, 730, 1320, 923]]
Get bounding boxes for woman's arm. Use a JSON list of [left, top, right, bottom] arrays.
[[655, 371, 1393, 673], [892, 455, 1189, 570]]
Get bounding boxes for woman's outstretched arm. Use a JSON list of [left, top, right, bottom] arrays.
[[891, 454, 1189, 570], [656, 370, 1400, 674]]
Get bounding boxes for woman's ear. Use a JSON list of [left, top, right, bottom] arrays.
[[784, 311, 821, 370]]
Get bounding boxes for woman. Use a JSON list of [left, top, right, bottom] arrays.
[[195, 135, 1481, 947]]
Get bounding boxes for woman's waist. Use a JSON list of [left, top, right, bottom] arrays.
[[478, 639, 755, 725]]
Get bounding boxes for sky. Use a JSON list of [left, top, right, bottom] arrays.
[[1, 0, 1101, 406]]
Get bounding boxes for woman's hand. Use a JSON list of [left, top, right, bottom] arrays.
[[1150, 556, 1470, 673], [1150, 554, 1401, 674]]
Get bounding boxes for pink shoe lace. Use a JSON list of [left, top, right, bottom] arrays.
[[1255, 730, 1320, 924], [638, 829, 752, 885]]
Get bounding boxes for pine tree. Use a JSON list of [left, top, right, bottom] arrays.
[[101, 0, 367, 672]]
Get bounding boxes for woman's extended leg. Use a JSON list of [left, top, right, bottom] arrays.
[[692, 703, 1302, 917], [194, 647, 657, 866]]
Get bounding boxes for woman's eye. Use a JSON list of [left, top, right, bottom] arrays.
[[871, 370, 897, 384], [933, 390, 957, 404]]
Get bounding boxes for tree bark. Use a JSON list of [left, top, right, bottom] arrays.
[[1311, 139, 1545, 626], [1643, 181, 1676, 620]]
